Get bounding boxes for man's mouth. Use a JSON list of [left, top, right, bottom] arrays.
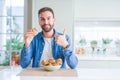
[[43, 24, 49, 28]]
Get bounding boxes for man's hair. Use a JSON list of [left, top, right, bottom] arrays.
[[38, 7, 54, 18]]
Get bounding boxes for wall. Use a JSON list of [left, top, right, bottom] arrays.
[[75, 0, 120, 20], [24, 0, 33, 32]]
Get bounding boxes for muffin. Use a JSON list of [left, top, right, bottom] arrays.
[[41, 58, 62, 66]]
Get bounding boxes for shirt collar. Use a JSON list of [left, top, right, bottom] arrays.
[[39, 29, 57, 39]]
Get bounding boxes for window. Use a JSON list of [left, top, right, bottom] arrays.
[[74, 20, 120, 60], [0, 0, 24, 66]]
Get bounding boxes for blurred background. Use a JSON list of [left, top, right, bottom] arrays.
[[0, 0, 120, 68]]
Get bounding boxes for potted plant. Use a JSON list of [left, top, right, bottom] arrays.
[[76, 38, 86, 54], [102, 38, 112, 45], [102, 38, 112, 54], [79, 38, 86, 46], [90, 40, 98, 54], [5, 34, 23, 65]]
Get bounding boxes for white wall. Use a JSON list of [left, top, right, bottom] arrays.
[[24, 0, 33, 32], [75, 0, 120, 19]]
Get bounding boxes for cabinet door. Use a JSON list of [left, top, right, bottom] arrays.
[[75, 0, 120, 19]]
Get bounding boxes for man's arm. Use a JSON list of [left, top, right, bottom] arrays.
[[20, 44, 33, 68], [63, 35, 78, 69], [20, 28, 37, 68], [55, 29, 78, 69]]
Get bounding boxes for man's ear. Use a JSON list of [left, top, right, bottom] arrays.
[[53, 18, 56, 22]]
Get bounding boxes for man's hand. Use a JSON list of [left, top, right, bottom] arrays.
[[24, 28, 38, 47], [55, 29, 69, 49]]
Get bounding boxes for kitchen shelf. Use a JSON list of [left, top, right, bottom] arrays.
[[77, 54, 120, 60]]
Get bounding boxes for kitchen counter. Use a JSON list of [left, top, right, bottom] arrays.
[[0, 66, 120, 80]]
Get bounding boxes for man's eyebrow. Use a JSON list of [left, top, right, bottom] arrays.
[[39, 16, 51, 19], [38, 17, 44, 19], [47, 16, 51, 18]]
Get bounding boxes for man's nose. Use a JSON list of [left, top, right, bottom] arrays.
[[44, 19, 48, 24]]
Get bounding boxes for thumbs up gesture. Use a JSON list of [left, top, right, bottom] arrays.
[[55, 29, 69, 49]]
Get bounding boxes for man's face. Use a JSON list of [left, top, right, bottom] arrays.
[[38, 11, 55, 32]]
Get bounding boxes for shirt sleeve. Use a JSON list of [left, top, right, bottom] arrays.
[[63, 35, 78, 69], [20, 43, 33, 68]]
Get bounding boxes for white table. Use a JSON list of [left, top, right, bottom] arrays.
[[0, 66, 120, 80]]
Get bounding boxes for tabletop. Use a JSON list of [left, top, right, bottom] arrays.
[[0, 66, 120, 80]]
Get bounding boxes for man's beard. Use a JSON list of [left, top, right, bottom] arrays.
[[41, 24, 54, 32]]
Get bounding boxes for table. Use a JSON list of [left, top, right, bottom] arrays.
[[0, 66, 120, 80]]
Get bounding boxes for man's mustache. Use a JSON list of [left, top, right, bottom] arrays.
[[43, 24, 50, 27]]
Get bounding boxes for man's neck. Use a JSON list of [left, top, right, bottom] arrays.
[[43, 29, 54, 38]]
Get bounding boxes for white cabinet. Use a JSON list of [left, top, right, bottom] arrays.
[[75, 0, 120, 20]]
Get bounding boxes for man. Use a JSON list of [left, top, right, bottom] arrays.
[[20, 7, 78, 69]]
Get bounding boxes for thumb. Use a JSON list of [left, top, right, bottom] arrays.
[[63, 29, 66, 36]]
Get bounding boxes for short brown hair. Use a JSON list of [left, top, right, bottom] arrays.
[[38, 7, 54, 18]]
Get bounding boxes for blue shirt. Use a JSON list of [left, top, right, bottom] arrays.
[[20, 29, 78, 69]]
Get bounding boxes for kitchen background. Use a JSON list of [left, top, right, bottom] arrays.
[[0, 0, 120, 68]]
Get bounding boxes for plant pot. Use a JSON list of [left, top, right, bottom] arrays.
[[11, 54, 20, 65]]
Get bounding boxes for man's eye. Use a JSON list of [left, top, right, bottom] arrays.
[[47, 17, 51, 20], [40, 18, 44, 21]]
